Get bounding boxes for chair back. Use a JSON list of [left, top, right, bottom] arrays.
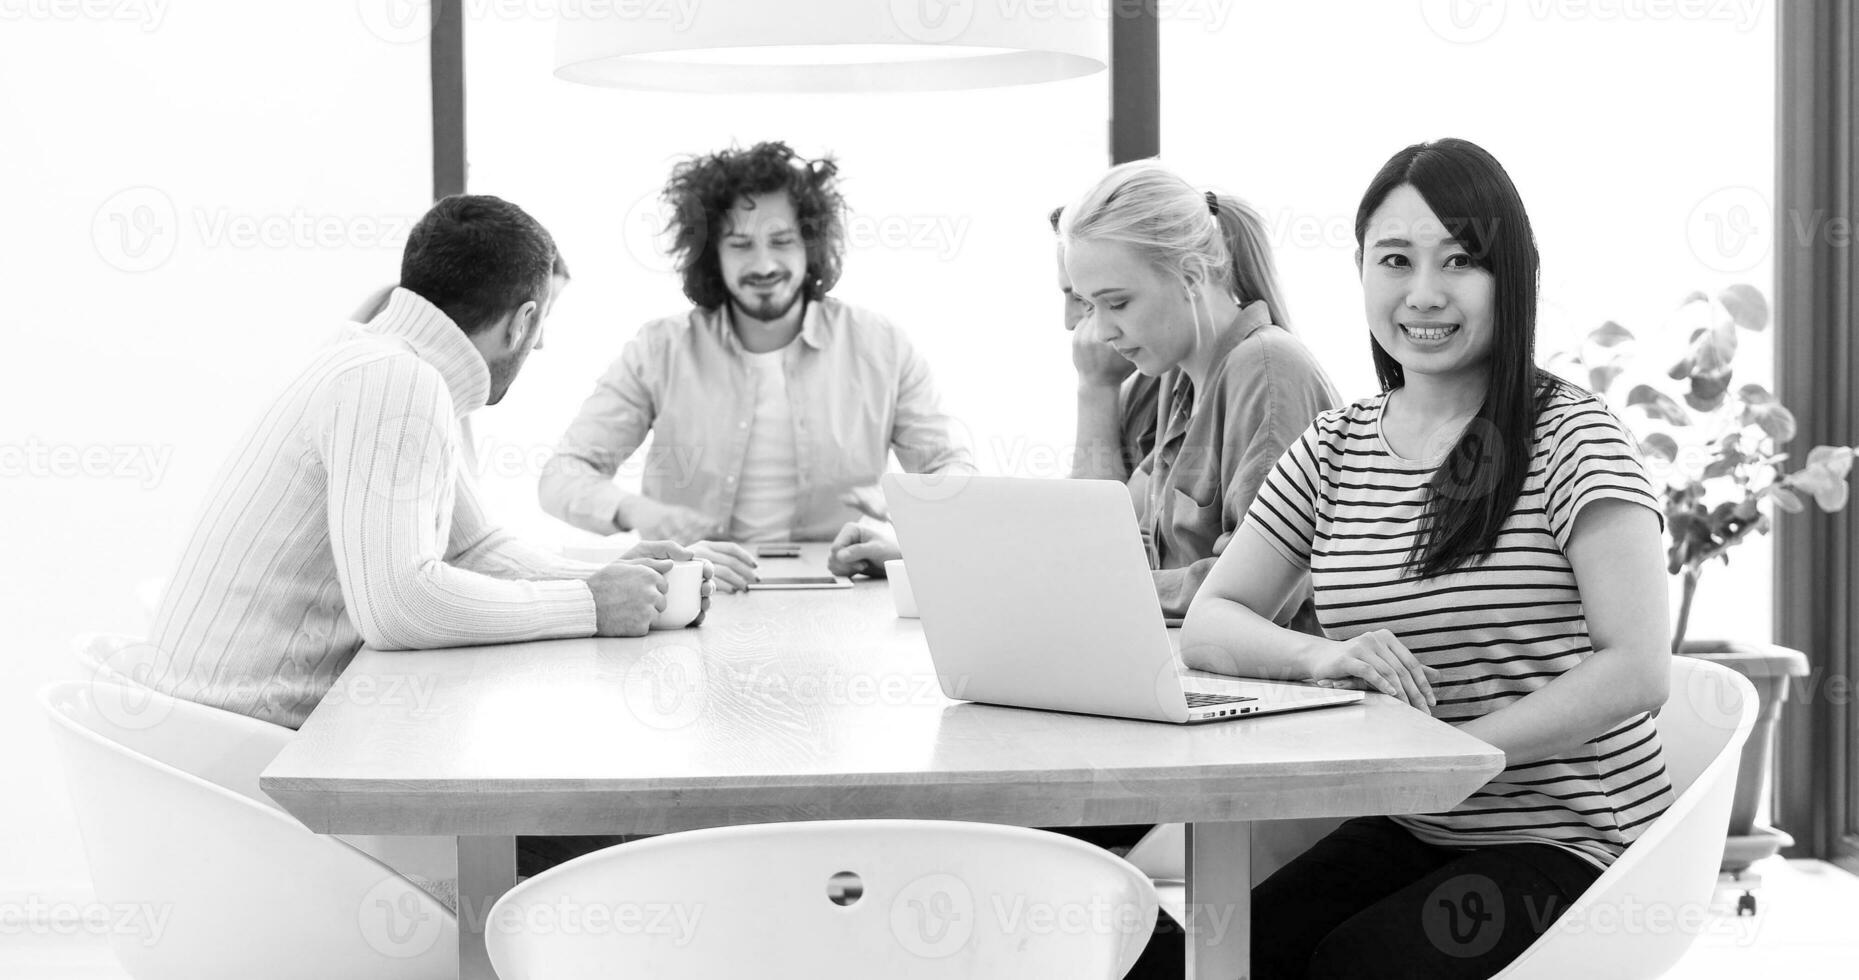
[[1493, 656, 1758, 979], [486, 819, 1158, 979], [41, 681, 457, 980]]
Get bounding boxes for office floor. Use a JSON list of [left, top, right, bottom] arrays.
[[4, 857, 1855, 978]]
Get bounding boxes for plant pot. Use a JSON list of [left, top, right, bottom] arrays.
[[1677, 640, 1810, 873]]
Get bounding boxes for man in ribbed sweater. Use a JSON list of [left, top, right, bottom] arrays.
[[145, 195, 707, 730]]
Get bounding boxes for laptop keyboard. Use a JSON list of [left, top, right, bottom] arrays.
[[1184, 692, 1258, 707]]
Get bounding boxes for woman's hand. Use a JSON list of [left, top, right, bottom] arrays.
[[1072, 314, 1137, 387], [1307, 629, 1440, 711]]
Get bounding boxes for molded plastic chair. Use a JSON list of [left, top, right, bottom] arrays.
[[41, 680, 458, 980], [485, 819, 1159, 979], [1491, 655, 1758, 978]]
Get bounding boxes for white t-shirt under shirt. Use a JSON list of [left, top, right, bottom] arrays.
[[1243, 383, 1674, 869], [727, 349, 800, 542]]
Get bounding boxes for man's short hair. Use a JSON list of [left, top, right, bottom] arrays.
[[661, 141, 846, 311], [400, 195, 560, 336]]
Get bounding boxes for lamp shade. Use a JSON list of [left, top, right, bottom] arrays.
[[553, 0, 1107, 92]]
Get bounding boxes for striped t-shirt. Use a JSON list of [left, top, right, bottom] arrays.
[[1243, 384, 1674, 868]]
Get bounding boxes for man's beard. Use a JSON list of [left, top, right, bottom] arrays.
[[730, 277, 804, 323]]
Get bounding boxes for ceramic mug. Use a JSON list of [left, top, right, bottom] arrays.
[[885, 559, 917, 619], [651, 560, 706, 630]]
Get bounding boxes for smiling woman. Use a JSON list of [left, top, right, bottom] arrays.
[[1177, 138, 1677, 980]]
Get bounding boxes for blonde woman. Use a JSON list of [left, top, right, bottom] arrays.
[[1060, 161, 1339, 621]]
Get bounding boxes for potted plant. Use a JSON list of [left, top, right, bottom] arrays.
[[1551, 284, 1856, 913]]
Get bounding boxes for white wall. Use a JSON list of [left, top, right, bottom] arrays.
[[0, 1, 429, 919]]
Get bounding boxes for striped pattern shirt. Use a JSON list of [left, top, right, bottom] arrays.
[[147, 289, 599, 730], [1243, 384, 1674, 868]]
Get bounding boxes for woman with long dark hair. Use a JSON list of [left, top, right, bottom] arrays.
[[1177, 138, 1675, 978]]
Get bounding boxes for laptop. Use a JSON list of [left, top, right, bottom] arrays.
[[881, 474, 1363, 724]]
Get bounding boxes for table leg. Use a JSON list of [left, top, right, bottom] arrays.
[[457, 835, 515, 980], [1185, 821, 1251, 980]]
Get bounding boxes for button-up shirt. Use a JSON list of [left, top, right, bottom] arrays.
[[146, 289, 601, 729], [1139, 301, 1340, 621], [541, 297, 975, 541]]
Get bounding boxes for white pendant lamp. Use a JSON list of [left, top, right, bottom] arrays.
[[553, 0, 1107, 93]]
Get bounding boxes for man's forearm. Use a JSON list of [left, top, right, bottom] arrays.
[[1073, 383, 1130, 480]]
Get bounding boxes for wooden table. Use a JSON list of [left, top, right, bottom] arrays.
[[262, 556, 1502, 979]]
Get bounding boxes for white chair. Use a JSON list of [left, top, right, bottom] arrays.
[[41, 680, 459, 980], [68, 633, 459, 884], [485, 819, 1159, 979], [1492, 655, 1758, 978]]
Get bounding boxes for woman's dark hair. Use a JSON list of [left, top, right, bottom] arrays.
[[1354, 138, 1568, 579], [400, 195, 559, 336], [662, 141, 845, 310]]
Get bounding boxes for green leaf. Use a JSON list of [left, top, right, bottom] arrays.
[[1702, 456, 1740, 480], [1640, 432, 1680, 463], [1719, 284, 1771, 331], [1680, 290, 1710, 306], [1771, 486, 1805, 513], [1807, 445, 1855, 478], [1627, 384, 1692, 426], [1743, 402, 1797, 443], [1738, 383, 1775, 405], [1588, 321, 1635, 347], [1589, 364, 1625, 394], [1686, 370, 1732, 412]]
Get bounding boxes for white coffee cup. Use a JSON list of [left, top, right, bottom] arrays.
[[885, 559, 917, 619], [651, 560, 705, 630]]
